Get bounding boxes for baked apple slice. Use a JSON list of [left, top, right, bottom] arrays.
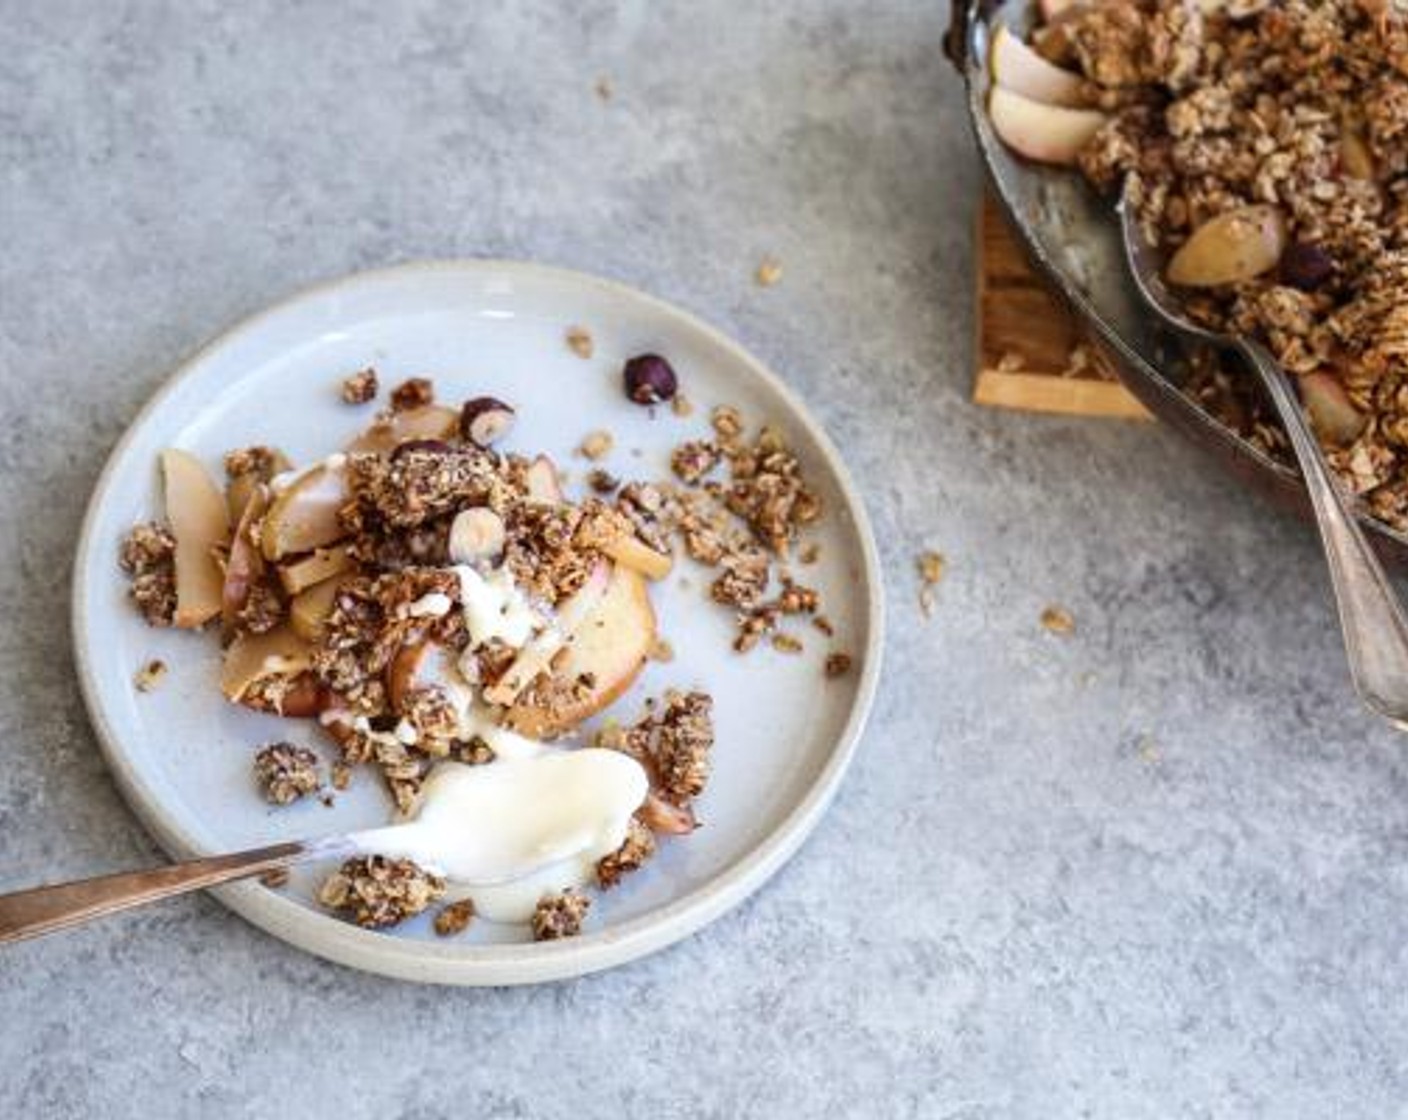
[[505, 564, 656, 737], [221, 483, 269, 635], [277, 544, 353, 595], [524, 454, 565, 503], [261, 463, 350, 561], [289, 572, 354, 642], [346, 405, 459, 454], [220, 624, 326, 716], [161, 449, 231, 629], [1166, 206, 1286, 288], [1300, 371, 1367, 447], [990, 24, 1085, 108], [989, 86, 1107, 166]]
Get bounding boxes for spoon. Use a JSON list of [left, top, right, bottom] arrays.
[[0, 836, 354, 945], [1117, 189, 1408, 727]]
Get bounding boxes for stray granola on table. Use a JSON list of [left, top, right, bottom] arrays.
[[318, 856, 445, 929], [531, 889, 591, 941], [1040, 605, 1076, 637]]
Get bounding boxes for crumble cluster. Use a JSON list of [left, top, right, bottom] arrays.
[[1047, 0, 1408, 527], [531, 889, 591, 941], [317, 856, 446, 929], [252, 741, 322, 805], [118, 523, 177, 627]]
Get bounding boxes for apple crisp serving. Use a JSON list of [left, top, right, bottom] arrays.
[[990, 1, 1408, 529], [118, 361, 846, 940]]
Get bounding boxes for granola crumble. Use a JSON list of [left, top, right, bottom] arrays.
[[596, 818, 656, 888], [340, 367, 379, 405], [118, 523, 177, 626], [577, 430, 614, 460], [433, 899, 475, 937], [389, 377, 434, 412], [318, 856, 446, 929], [253, 742, 322, 805], [531, 889, 591, 940]]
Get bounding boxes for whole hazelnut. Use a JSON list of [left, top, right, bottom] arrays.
[[448, 507, 507, 565], [623, 354, 678, 405], [460, 397, 517, 446]]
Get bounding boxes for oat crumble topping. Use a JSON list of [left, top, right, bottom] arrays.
[[318, 856, 446, 929], [531, 889, 591, 940], [433, 899, 476, 937], [118, 523, 177, 627], [596, 818, 656, 889], [253, 742, 322, 805], [389, 377, 435, 412]]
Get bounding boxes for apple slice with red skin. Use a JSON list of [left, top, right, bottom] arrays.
[[387, 638, 465, 712], [504, 564, 656, 738], [220, 624, 327, 717], [222, 483, 269, 636], [161, 449, 231, 629], [261, 463, 350, 561], [346, 405, 459, 454], [990, 25, 1086, 108], [989, 86, 1108, 166]]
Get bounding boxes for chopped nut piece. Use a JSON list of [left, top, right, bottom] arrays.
[[917, 550, 946, 585], [253, 742, 321, 805], [771, 633, 804, 654], [341, 368, 379, 405], [824, 652, 853, 678], [1040, 606, 1076, 636], [586, 467, 620, 494], [755, 256, 783, 287], [670, 440, 721, 485], [578, 430, 614, 460], [133, 658, 167, 693], [531, 889, 591, 941], [389, 377, 434, 412], [433, 899, 475, 937], [566, 325, 595, 359], [597, 818, 656, 888], [318, 856, 445, 929]]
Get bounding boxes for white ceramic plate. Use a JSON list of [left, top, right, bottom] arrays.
[[72, 261, 883, 985]]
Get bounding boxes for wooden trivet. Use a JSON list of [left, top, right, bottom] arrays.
[[975, 193, 1151, 421]]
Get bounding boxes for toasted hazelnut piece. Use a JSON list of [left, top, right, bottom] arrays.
[[448, 507, 507, 565], [459, 397, 517, 447]]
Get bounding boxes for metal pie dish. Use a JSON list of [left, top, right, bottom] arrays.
[[946, 0, 1408, 564]]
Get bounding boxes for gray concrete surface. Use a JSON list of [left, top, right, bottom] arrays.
[[2, 2, 1406, 1117]]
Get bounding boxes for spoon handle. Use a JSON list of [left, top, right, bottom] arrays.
[[0, 836, 353, 946], [1239, 338, 1408, 724]]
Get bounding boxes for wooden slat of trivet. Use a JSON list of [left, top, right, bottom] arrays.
[[975, 193, 1152, 421]]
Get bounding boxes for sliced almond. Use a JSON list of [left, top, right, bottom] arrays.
[[161, 449, 230, 629]]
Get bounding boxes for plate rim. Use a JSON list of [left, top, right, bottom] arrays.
[[71, 258, 886, 985]]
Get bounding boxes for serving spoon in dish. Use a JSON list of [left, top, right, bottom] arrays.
[[1117, 190, 1408, 728]]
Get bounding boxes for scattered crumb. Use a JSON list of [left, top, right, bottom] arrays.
[[671, 394, 694, 418], [648, 637, 675, 663], [340, 367, 379, 404], [1040, 605, 1075, 636], [1136, 734, 1160, 765], [812, 615, 835, 637], [919, 586, 937, 619], [566, 325, 594, 359], [389, 377, 434, 412], [253, 742, 321, 806], [824, 652, 853, 678], [799, 542, 821, 565], [578, 430, 614, 460], [318, 856, 446, 929], [531, 889, 591, 941], [771, 633, 804, 654], [755, 256, 783, 287], [433, 899, 475, 937], [594, 75, 614, 101], [996, 351, 1026, 373], [331, 761, 352, 791], [917, 550, 945, 585], [260, 868, 291, 889], [586, 467, 620, 494], [133, 658, 167, 693]]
